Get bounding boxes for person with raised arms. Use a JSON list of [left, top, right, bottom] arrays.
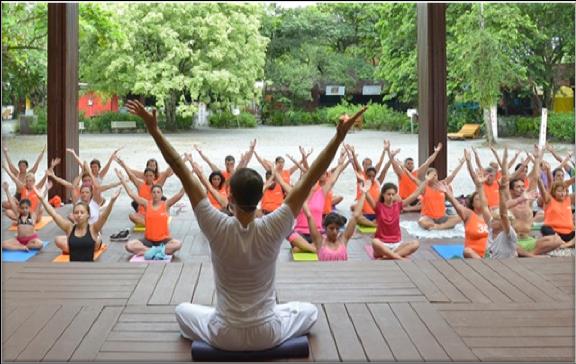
[[125, 98, 366, 351]]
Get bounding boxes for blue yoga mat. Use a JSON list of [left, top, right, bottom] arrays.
[[432, 244, 464, 260], [2, 241, 50, 262]]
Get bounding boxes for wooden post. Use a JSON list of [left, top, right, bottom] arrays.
[[417, 3, 447, 179], [47, 3, 79, 201]]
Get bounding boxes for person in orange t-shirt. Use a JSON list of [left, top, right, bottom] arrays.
[[539, 181, 575, 249], [417, 157, 465, 231], [482, 166, 500, 209], [390, 141, 443, 212]]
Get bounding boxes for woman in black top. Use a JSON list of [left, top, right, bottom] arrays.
[[35, 186, 121, 261]]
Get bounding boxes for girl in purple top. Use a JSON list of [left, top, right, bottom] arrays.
[[302, 182, 368, 261], [365, 173, 431, 260]]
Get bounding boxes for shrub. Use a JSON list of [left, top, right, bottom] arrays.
[[175, 114, 194, 130], [497, 112, 574, 143], [209, 111, 256, 128], [547, 111, 575, 143], [448, 103, 482, 133], [89, 111, 141, 132], [30, 107, 47, 134]]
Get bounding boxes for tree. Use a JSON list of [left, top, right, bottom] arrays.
[[81, 3, 268, 130], [1, 3, 48, 113], [517, 4, 575, 112], [450, 4, 532, 144]]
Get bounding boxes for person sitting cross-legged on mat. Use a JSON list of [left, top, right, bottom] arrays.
[[438, 149, 491, 259], [116, 169, 185, 258], [417, 156, 465, 230], [1, 182, 44, 251], [538, 179, 575, 251], [37, 185, 121, 261], [125, 98, 366, 351], [366, 171, 429, 260], [301, 180, 368, 261]]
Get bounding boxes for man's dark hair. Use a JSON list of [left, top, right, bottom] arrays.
[[18, 160, 29, 168], [404, 157, 414, 163], [90, 159, 101, 168], [509, 178, 523, 190], [230, 168, 263, 212], [225, 155, 235, 163], [366, 167, 377, 175]]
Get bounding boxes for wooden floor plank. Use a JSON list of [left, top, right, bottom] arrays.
[[482, 259, 556, 303], [100, 340, 189, 353], [323, 304, 366, 362], [70, 306, 124, 361], [118, 313, 175, 322], [307, 305, 339, 362], [441, 309, 573, 327], [435, 301, 574, 311], [368, 303, 422, 361], [107, 331, 183, 342], [122, 305, 178, 314], [113, 322, 181, 332], [464, 336, 574, 348], [464, 259, 533, 303], [171, 263, 201, 304], [16, 305, 82, 362], [454, 326, 574, 337], [501, 258, 572, 302], [149, 263, 183, 305], [397, 261, 449, 303], [2, 304, 60, 361], [345, 303, 394, 362], [411, 302, 477, 361], [2, 306, 37, 344], [191, 263, 214, 305], [95, 351, 191, 361], [389, 303, 450, 361], [430, 260, 491, 303], [127, 264, 165, 305], [448, 259, 512, 303], [42, 305, 103, 361], [472, 347, 573, 361], [413, 260, 469, 303]]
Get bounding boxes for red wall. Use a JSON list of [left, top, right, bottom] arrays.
[[78, 92, 119, 117]]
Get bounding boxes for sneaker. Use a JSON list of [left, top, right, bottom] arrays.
[[110, 229, 130, 242]]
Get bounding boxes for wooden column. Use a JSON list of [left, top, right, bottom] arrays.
[[47, 4, 79, 201], [417, 3, 447, 179]]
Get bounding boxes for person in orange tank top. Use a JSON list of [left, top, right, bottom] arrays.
[[538, 181, 575, 249], [117, 171, 185, 257], [390, 141, 443, 212], [188, 158, 230, 214], [259, 170, 286, 215], [417, 157, 465, 230], [435, 150, 492, 258], [1, 144, 46, 210], [1, 167, 49, 224], [194, 139, 256, 193]]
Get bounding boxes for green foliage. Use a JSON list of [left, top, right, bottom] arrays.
[[375, 3, 417, 105], [499, 112, 574, 142], [263, 4, 381, 107], [30, 108, 47, 134], [2, 3, 48, 109], [81, 3, 268, 130], [88, 112, 141, 132], [447, 103, 482, 133], [208, 111, 256, 128]]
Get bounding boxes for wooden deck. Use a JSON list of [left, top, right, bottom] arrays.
[[1, 203, 575, 361]]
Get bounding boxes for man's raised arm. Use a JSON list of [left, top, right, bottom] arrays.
[[284, 107, 367, 217], [126, 100, 206, 207]]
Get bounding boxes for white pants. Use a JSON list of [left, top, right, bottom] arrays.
[[175, 302, 318, 351]]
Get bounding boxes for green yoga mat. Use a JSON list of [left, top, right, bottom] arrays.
[[292, 252, 318, 261], [356, 225, 377, 234]]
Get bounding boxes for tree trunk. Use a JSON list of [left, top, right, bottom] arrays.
[[164, 91, 178, 131], [483, 107, 495, 145]]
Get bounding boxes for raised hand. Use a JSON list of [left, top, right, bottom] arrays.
[[114, 168, 127, 182], [50, 158, 61, 169], [111, 188, 122, 200], [523, 189, 538, 201], [476, 169, 488, 184], [249, 139, 256, 149], [337, 106, 368, 139], [361, 179, 372, 194], [433, 180, 451, 194], [383, 140, 390, 151], [434, 142, 443, 153], [390, 148, 401, 158], [464, 149, 471, 161], [2, 181, 9, 192], [126, 100, 158, 131]]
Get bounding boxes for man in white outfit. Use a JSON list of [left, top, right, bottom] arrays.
[[127, 99, 366, 351]]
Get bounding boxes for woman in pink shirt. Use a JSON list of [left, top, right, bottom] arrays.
[[302, 182, 368, 261], [365, 173, 431, 260]]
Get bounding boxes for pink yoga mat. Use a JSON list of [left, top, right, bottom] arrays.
[[364, 244, 376, 260], [129, 254, 172, 263]]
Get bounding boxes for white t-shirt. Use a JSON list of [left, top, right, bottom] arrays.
[[88, 199, 100, 225], [193, 198, 295, 328], [488, 224, 518, 259]]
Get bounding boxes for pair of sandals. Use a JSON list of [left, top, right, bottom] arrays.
[[110, 229, 130, 242]]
